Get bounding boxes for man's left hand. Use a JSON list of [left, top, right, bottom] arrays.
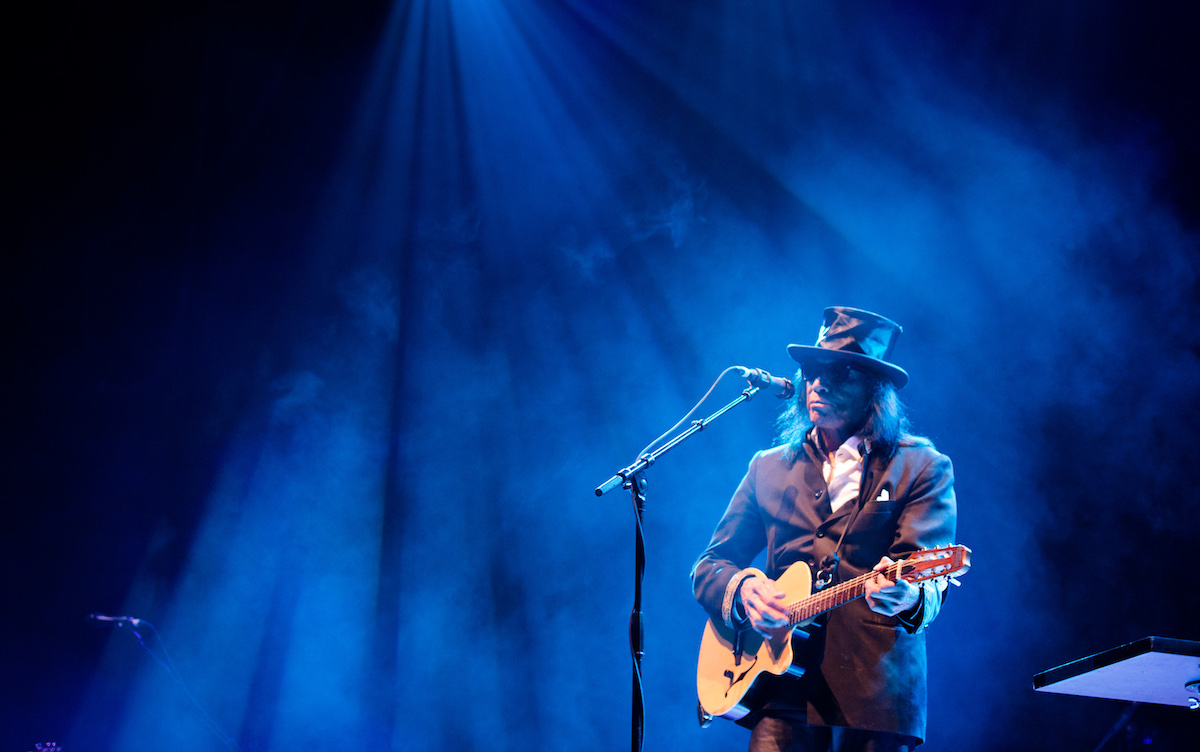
[[863, 556, 920, 617]]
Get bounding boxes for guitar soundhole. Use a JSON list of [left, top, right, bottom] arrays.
[[724, 654, 760, 696]]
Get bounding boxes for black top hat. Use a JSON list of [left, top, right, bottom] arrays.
[[787, 307, 909, 388]]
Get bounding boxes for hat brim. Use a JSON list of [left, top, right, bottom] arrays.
[[787, 345, 909, 389]]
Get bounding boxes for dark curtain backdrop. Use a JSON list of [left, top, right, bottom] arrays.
[[5, 1, 1199, 750]]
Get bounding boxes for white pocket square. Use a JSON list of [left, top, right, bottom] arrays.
[[876, 488, 890, 501]]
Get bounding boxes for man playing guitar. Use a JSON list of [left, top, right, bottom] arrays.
[[693, 307, 959, 752]]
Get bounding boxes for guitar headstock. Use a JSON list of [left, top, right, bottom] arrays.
[[897, 545, 971, 586]]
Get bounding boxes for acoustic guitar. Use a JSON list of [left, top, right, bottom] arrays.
[[696, 544, 971, 723]]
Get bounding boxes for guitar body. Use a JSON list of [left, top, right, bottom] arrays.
[[696, 563, 814, 721]]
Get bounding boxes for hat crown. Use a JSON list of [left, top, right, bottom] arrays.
[[815, 307, 902, 362]]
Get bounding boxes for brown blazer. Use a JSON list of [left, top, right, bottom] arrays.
[[691, 437, 957, 741]]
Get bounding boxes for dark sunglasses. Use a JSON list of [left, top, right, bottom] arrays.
[[801, 361, 864, 386]]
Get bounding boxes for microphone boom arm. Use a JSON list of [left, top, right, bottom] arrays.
[[594, 384, 764, 497]]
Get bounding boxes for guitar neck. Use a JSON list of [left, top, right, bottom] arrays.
[[786, 560, 902, 626]]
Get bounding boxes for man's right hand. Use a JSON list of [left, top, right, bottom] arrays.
[[739, 575, 789, 637]]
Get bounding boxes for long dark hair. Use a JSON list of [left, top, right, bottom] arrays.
[[776, 367, 931, 459]]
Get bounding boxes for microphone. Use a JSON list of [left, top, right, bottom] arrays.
[[736, 367, 795, 399], [88, 612, 143, 628]]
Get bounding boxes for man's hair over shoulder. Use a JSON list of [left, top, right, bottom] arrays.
[[776, 369, 931, 459]]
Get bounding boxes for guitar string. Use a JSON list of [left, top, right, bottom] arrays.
[[793, 556, 955, 622]]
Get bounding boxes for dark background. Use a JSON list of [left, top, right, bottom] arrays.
[[5, 1, 1199, 750]]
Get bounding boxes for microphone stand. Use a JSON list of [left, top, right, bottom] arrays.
[[595, 383, 767, 752]]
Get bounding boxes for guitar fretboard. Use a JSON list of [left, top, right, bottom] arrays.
[[786, 560, 903, 625]]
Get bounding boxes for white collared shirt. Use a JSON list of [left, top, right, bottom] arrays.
[[822, 433, 864, 514]]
